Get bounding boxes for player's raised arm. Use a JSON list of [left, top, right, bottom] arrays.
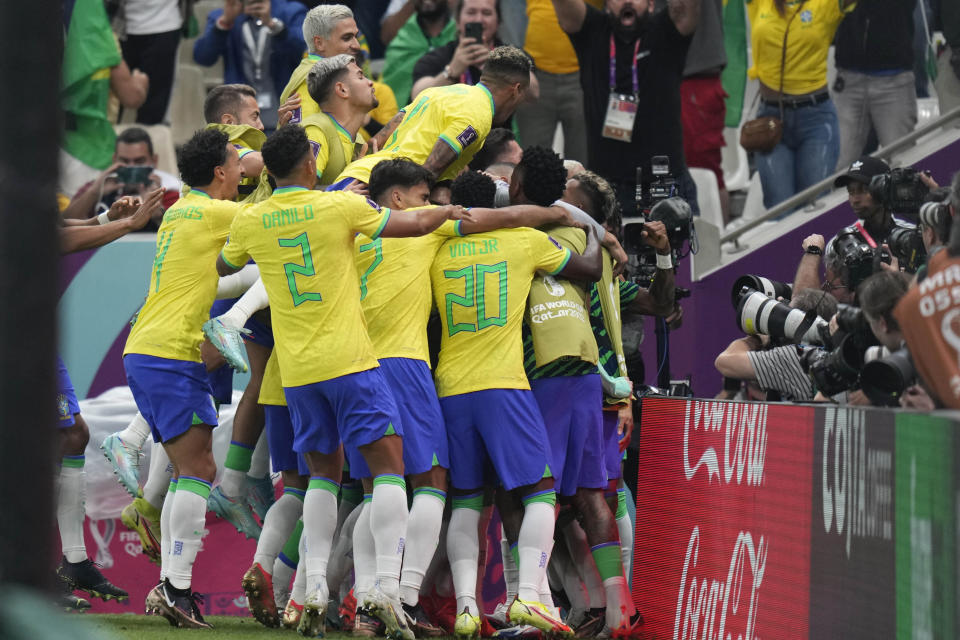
[[550, 0, 587, 34], [59, 189, 163, 254], [379, 204, 469, 237]]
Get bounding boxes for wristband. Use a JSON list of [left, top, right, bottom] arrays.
[[656, 252, 673, 270], [96, 211, 111, 225]]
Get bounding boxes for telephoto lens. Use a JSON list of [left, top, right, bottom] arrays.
[[730, 275, 793, 307], [860, 348, 916, 406], [800, 334, 866, 397], [735, 287, 827, 345], [886, 225, 926, 273]]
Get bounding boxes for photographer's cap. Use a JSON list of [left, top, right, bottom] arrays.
[[833, 156, 891, 188]]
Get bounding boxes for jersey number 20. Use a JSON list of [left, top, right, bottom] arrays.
[[443, 262, 507, 336]]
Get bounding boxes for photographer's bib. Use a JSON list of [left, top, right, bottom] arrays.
[[602, 38, 641, 143]]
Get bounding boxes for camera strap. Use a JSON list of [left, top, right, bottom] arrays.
[[602, 36, 641, 142]]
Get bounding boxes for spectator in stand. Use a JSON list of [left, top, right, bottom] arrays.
[[62, 127, 182, 228], [551, 0, 700, 217], [112, 0, 184, 125], [670, 0, 730, 224], [410, 0, 501, 99], [381, 0, 457, 106], [193, 0, 307, 131], [833, 0, 917, 171], [513, 0, 601, 165], [748, 0, 855, 210], [934, 0, 960, 114]]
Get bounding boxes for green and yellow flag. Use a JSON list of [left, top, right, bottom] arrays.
[[720, 0, 748, 128]]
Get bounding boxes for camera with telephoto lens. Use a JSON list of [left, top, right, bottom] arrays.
[[869, 168, 929, 215], [734, 286, 829, 346], [796, 304, 880, 396], [860, 348, 916, 407], [831, 226, 891, 290], [730, 275, 792, 307], [885, 223, 926, 273]]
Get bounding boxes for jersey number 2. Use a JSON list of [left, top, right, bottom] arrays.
[[443, 262, 507, 336], [278, 232, 322, 306]]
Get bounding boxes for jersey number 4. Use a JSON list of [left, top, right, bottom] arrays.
[[278, 232, 322, 306], [443, 262, 507, 336]]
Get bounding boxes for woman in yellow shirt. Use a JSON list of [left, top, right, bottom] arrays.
[[747, 0, 855, 209]]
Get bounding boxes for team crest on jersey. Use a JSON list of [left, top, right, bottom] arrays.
[[309, 140, 321, 160], [457, 126, 478, 148], [800, 9, 812, 22], [543, 275, 565, 297], [57, 393, 69, 418]]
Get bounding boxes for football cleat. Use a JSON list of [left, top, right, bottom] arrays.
[[120, 498, 162, 565], [492, 625, 542, 638], [403, 601, 446, 637], [57, 557, 128, 602], [100, 433, 143, 496], [597, 610, 645, 639], [150, 579, 212, 629], [202, 318, 251, 373], [454, 607, 482, 639], [283, 597, 305, 629], [487, 602, 511, 630], [57, 579, 91, 612], [508, 598, 573, 639], [353, 611, 386, 637], [574, 608, 606, 638], [247, 475, 276, 521], [297, 592, 327, 638], [208, 485, 262, 539], [360, 586, 415, 640], [242, 563, 279, 627]]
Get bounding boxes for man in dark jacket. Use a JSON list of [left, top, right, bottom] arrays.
[[194, 0, 307, 131]]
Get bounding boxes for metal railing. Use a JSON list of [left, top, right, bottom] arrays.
[[719, 105, 960, 249]]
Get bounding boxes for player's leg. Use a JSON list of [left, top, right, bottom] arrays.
[[601, 409, 634, 579], [100, 411, 150, 496], [121, 440, 170, 564], [203, 277, 270, 371]]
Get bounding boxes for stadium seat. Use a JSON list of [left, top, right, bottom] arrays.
[[689, 167, 724, 231], [721, 126, 751, 193], [114, 123, 178, 176], [169, 65, 208, 145]]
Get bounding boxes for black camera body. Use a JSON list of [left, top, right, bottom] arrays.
[[832, 225, 891, 290], [869, 168, 929, 215], [635, 155, 678, 215], [885, 223, 926, 273]]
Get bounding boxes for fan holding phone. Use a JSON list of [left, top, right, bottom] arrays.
[[410, 0, 502, 98]]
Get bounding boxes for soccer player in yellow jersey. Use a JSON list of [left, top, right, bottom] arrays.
[[122, 128, 243, 629], [217, 125, 465, 640], [430, 205, 603, 639], [333, 46, 533, 190]]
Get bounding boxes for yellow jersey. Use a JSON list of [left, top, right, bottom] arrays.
[[220, 186, 392, 387], [280, 54, 322, 121], [258, 348, 286, 406], [355, 219, 463, 363], [747, 0, 855, 94], [430, 227, 571, 397], [303, 113, 356, 180], [124, 190, 241, 362], [338, 83, 495, 185]]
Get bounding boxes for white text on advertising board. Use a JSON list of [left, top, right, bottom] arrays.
[[683, 401, 768, 487]]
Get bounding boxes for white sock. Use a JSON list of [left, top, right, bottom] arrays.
[[303, 478, 339, 604], [399, 488, 446, 606], [166, 477, 212, 590], [143, 442, 173, 511], [216, 263, 260, 299], [248, 431, 271, 479], [327, 501, 361, 597], [218, 277, 269, 329], [563, 520, 605, 608], [551, 544, 588, 620], [117, 412, 151, 450], [603, 576, 633, 629], [447, 506, 481, 617], [159, 480, 177, 580], [353, 500, 376, 605], [517, 500, 556, 603], [370, 475, 409, 600], [616, 506, 633, 582], [273, 554, 296, 607], [290, 532, 307, 604], [538, 558, 557, 612], [500, 527, 518, 603], [219, 468, 247, 499], [58, 457, 87, 563], [253, 488, 304, 573]]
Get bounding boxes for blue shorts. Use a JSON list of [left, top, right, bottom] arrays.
[[531, 375, 606, 497], [265, 405, 309, 475], [56, 356, 81, 428], [440, 389, 551, 491], [124, 354, 219, 443], [345, 358, 448, 480], [602, 410, 623, 481], [285, 367, 403, 456]]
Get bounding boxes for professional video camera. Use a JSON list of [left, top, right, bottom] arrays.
[[869, 168, 929, 215], [832, 225, 892, 290]]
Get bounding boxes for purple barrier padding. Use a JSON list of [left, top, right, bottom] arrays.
[[59, 248, 97, 298], [87, 322, 132, 398], [639, 138, 960, 396]]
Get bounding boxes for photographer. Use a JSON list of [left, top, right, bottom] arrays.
[[858, 270, 910, 352], [63, 127, 180, 227], [715, 289, 838, 402], [834, 156, 910, 243]]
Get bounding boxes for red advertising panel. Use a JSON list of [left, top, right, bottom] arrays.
[[633, 398, 815, 640]]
